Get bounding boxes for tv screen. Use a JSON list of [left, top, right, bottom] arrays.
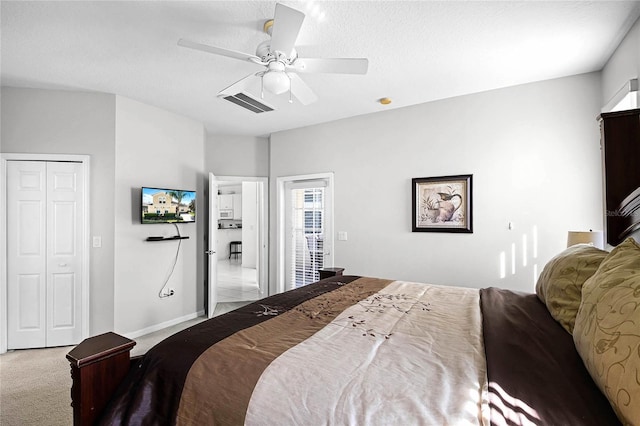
[[141, 187, 196, 224]]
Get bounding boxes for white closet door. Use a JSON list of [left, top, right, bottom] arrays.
[[7, 161, 47, 349], [7, 161, 83, 349], [46, 161, 83, 347]]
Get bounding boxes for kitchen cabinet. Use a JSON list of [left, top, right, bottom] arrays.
[[218, 194, 233, 210], [218, 194, 234, 219], [218, 193, 242, 220]]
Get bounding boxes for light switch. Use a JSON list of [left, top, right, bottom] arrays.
[[338, 231, 348, 241], [92, 236, 102, 248]]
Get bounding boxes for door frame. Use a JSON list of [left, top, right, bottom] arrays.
[[208, 175, 269, 313], [1, 153, 91, 353], [276, 172, 334, 294], [207, 173, 219, 318]]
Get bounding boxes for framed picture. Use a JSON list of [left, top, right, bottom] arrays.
[[412, 174, 473, 233]]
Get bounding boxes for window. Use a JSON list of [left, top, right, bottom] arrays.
[[277, 173, 334, 293], [291, 187, 325, 288]]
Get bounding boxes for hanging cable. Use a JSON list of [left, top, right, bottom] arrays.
[[158, 223, 182, 298]]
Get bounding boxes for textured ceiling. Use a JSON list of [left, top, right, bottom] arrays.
[[2, 1, 640, 137]]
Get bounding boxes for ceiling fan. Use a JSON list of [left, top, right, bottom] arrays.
[[177, 3, 369, 106]]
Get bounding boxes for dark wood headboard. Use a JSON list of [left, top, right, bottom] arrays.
[[599, 108, 640, 246]]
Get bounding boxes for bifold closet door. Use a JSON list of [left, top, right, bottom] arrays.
[[7, 160, 84, 349]]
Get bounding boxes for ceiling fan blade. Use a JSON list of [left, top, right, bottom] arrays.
[[217, 73, 257, 97], [270, 3, 305, 57], [288, 73, 318, 105], [178, 38, 262, 64], [290, 58, 369, 75]]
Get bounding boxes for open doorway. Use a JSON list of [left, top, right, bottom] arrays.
[[209, 175, 268, 308]]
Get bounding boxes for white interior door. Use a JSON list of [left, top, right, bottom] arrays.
[[46, 161, 84, 346], [7, 161, 47, 349], [207, 172, 219, 318], [6, 160, 84, 349]]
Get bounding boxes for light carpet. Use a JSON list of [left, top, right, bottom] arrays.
[[0, 302, 247, 425]]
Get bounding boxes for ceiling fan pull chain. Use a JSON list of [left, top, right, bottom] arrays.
[[288, 74, 293, 103], [261, 75, 265, 99]]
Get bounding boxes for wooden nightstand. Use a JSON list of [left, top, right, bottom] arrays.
[[319, 267, 345, 280]]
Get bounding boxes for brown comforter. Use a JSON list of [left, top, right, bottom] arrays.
[[480, 287, 620, 426], [98, 277, 620, 425]]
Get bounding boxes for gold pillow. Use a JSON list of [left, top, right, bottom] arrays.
[[535, 244, 608, 334], [573, 237, 640, 425]]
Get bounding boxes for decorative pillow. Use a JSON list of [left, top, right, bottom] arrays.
[[573, 237, 640, 425], [535, 244, 608, 334]]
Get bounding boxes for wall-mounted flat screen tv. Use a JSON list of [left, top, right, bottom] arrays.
[[141, 187, 196, 224]]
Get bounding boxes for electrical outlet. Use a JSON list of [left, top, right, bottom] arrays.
[[161, 288, 175, 298]]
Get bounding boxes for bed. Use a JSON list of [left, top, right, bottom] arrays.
[[67, 236, 640, 425]]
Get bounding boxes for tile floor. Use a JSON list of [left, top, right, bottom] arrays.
[[217, 258, 263, 303]]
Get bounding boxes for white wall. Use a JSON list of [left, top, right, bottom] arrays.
[[1, 88, 209, 338], [205, 135, 269, 177], [602, 16, 640, 107], [270, 72, 604, 294], [1, 87, 116, 334], [114, 96, 205, 336], [205, 135, 269, 279]]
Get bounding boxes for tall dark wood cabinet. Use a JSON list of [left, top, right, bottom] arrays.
[[599, 108, 640, 246]]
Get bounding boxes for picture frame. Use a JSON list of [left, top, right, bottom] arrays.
[[412, 174, 473, 233]]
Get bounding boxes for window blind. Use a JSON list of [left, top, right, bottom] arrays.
[[289, 186, 325, 289]]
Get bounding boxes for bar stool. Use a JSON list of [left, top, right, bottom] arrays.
[[229, 241, 242, 260]]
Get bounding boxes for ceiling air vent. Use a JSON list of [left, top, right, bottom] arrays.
[[222, 92, 274, 113]]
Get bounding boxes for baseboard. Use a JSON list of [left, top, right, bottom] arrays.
[[124, 310, 205, 340]]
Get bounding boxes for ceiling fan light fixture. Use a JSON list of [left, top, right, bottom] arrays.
[[179, 3, 368, 107], [263, 19, 274, 35], [263, 70, 290, 94]]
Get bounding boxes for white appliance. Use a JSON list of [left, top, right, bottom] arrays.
[[219, 209, 233, 219]]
